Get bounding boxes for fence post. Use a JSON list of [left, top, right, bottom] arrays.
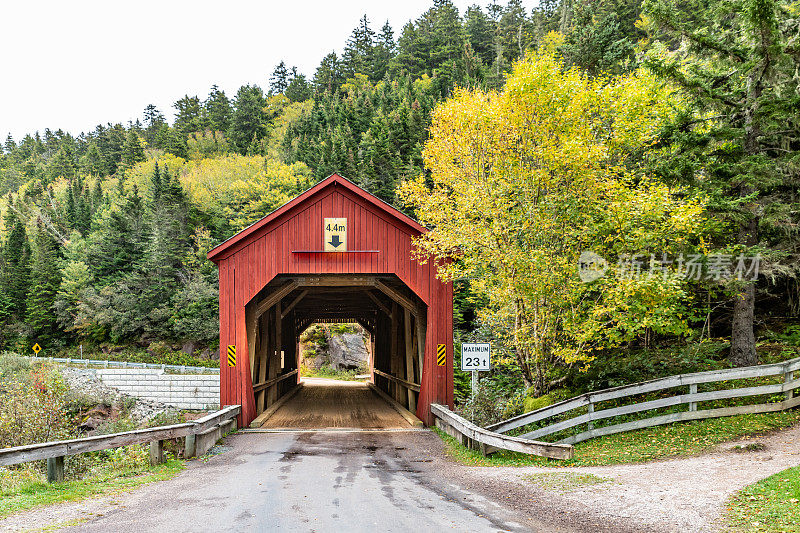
[[785, 368, 794, 402], [689, 383, 697, 412], [149, 440, 164, 466], [587, 400, 594, 431], [47, 456, 64, 483], [185, 434, 197, 458]]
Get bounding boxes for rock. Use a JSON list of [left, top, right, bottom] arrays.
[[328, 333, 368, 371], [181, 341, 196, 356], [60, 367, 179, 425], [198, 348, 212, 360], [78, 416, 105, 433]]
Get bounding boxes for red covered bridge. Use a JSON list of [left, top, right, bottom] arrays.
[[207, 173, 454, 426]]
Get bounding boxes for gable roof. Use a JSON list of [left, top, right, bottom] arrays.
[[207, 173, 426, 262]]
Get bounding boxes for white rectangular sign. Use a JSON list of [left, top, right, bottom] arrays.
[[461, 343, 490, 371]]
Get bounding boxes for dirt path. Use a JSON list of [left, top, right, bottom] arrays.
[[474, 422, 800, 532]]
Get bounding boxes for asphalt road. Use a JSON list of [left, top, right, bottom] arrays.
[[62, 430, 561, 533]]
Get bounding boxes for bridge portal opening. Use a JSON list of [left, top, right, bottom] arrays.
[[245, 274, 426, 428]]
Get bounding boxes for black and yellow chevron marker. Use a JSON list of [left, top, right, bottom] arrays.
[[437, 344, 446, 366], [227, 345, 236, 367]]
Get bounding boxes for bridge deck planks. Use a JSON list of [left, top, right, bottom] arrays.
[[258, 378, 412, 429]]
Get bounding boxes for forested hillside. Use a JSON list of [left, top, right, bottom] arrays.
[[0, 0, 797, 405]]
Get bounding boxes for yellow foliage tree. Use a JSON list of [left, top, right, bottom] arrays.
[[400, 45, 708, 394]]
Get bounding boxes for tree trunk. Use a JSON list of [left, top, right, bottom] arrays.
[[730, 281, 756, 366], [730, 217, 758, 367]]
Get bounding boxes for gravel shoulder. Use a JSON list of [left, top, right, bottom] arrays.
[[472, 422, 800, 532]]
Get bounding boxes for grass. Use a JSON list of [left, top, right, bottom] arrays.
[[434, 409, 800, 467], [520, 472, 610, 492], [725, 466, 800, 532], [0, 459, 184, 519], [300, 365, 367, 381]]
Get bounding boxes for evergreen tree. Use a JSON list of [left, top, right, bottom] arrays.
[[560, 2, 634, 75], [464, 5, 495, 68], [285, 71, 313, 102], [151, 162, 162, 202], [121, 130, 145, 168], [142, 104, 167, 147], [88, 186, 146, 283], [228, 84, 267, 154], [342, 15, 376, 80], [643, 0, 800, 365], [270, 61, 290, 95], [313, 52, 343, 93], [2, 206, 30, 319], [173, 95, 206, 139], [204, 85, 232, 132], [47, 144, 77, 181], [372, 22, 396, 80], [80, 141, 105, 176], [25, 221, 60, 340]]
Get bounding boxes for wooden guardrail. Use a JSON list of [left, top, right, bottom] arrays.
[[430, 403, 573, 460], [253, 369, 298, 392], [487, 356, 800, 445], [0, 405, 241, 483], [373, 369, 421, 392]]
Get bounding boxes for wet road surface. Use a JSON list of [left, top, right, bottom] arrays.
[[62, 430, 557, 532]]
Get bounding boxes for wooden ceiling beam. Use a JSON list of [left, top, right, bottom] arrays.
[[256, 281, 299, 316], [281, 290, 308, 319]]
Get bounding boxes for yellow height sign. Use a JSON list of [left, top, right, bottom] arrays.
[[32, 343, 41, 355], [324, 218, 347, 251], [227, 345, 236, 367], [437, 344, 446, 366]]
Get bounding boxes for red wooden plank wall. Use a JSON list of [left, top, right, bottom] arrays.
[[211, 177, 453, 426]]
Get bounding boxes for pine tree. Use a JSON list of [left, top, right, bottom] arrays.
[[121, 130, 145, 168], [47, 144, 77, 181], [88, 186, 146, 283], [313, 52, 343, 93], [80, 141, 105, 176], [143, 104, 167, 147], [643, 0, 800, 366], [204, 85, 232, 132], [372, 22, 396, 80], [2, 205, 30, 319], [342, 15, 376, 80], [229, 84, 267, 154], [464, 5, 495, 68], [270, 61, 290, 95], [26, 221, 61, 340], [152, 162, 162, 202]]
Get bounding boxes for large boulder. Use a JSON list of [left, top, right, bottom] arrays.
[[328, 333, 368, 371]]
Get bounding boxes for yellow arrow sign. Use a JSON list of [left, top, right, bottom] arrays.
[[32, 343, 41, 355]]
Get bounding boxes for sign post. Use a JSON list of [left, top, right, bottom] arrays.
[[32, 343, 41, 356], [461, 343, 491, 421]]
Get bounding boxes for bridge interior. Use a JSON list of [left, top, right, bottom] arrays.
[[245, 274, 426, 427]]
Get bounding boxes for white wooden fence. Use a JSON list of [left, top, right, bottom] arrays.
[[487, 356, 800, 445]]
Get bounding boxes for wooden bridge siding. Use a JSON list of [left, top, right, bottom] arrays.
[[213, 180, 453, 426]]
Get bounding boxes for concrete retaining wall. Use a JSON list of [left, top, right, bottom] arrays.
[[95, 369, 220, 410]]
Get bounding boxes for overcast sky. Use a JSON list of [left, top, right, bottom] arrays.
[[1, 1, 537, 140]]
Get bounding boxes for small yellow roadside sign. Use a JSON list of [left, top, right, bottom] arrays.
[[227, 345, 236, 367], [437, 344, 446, 366], [32, 343, 41, 355]]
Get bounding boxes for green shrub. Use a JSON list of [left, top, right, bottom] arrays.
[[0, 359, 71, 448], [523, 393, 556, 413]]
